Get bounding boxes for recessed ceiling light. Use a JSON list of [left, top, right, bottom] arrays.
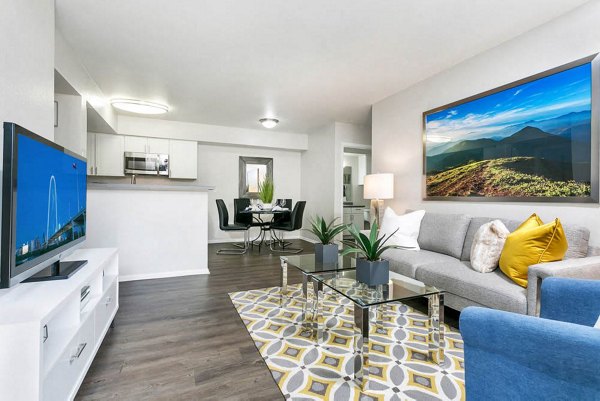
[[259, 118, 279, 128], [111, 99, 169, 115]]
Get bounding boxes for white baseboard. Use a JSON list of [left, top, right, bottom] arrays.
[[119, 269, 210, 282]]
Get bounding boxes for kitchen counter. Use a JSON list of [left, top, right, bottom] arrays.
[[85, 183, 211, 280], [88, 182, 215, 192]]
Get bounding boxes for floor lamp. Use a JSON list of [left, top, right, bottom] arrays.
[[364, 173, 394, 230]]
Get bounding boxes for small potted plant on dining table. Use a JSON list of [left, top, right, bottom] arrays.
[[309, 216, 347, 264], [258, 177, 274, 209], [341, 222, 403, 286]]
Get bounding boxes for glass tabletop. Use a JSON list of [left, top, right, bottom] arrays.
[[240, 209, 290, 214], [282, 254, 357, 274], [312, 270, 442, 307]]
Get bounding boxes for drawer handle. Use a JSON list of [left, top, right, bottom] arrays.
[[70, 343, 87, 364], [43, 325, 49, 343], [105, 297, 112, 306]]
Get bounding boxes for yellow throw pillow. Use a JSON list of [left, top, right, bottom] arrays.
[[499, 215, 568, 287]]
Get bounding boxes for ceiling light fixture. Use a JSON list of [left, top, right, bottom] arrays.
[[111, 99, 169, 115], [259, 118, 279, 129]]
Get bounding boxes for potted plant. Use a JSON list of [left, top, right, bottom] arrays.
[[309, 216, 347, 264], [258, 177, 274, 209], [341, 222, 403, 286]]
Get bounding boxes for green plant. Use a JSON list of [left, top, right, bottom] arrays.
[[341, 221, 403, 261], [258, 177, 274, 203], [308, 216, 347, 245]]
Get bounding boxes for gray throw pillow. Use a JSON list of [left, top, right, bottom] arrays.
[[417, 212, 471, 259]]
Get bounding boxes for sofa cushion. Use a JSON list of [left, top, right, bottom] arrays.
[[382, 248, 460, 278], [417, 212, 471, 259], [461, 217, 521, 261], [563, 225, 590, 259], [415, 260, 527, 314]]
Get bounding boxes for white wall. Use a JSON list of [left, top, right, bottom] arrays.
[[55, 29, 117, 134], [372, 1, 600, 245], [54, 93, 87, 156], [0, 0, 54, 139], [334, 122, 371, 221], [300, 122, 371, 231], [301, 124, 337, 225], [118, 116, 308, 151], [198, 143, 302, 242]]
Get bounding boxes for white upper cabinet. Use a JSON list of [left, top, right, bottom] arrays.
[[94, 133, 125, 177], [147, 138, 170, 154], [87, 132, 97, 176], [124, 136, 147, 153], [124, 136, 170, 154], [169, 139, 197, 179]]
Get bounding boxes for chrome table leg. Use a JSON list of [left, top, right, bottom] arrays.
[[428, 292, 445, 365], [354, 304, 370, 391]]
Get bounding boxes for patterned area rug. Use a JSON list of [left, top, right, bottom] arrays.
[[229, 284, 465, 401]]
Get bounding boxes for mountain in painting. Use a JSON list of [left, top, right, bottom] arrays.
[[426, 111, 592, 185]]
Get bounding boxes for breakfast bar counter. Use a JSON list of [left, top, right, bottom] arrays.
[[85, 183, 214, 281]]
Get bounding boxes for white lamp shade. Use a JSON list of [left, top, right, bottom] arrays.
[[363, 173, 394, 199]]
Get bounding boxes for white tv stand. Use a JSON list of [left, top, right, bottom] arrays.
[[0, 248, 119, 401]]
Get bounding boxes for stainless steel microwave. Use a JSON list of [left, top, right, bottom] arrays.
[[124, 152, 169, 175]]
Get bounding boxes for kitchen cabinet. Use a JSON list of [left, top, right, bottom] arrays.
[[124, 136, 170, 154], [169, 139, 198, 179], [87, 133, 125, 177], [148, 138, 169, 154], [86, 133, 97, 176], [124, 136, 147, 153], [343, 207, 365, 231]]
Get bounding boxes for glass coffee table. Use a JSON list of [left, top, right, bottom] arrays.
[[310, 270, 445, 390], [280, 254, 356, 328]]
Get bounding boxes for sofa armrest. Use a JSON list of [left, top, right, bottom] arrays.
[[526, 256, 600, 316], [460, 307, 600, 400], [541, 278, 600, 326]]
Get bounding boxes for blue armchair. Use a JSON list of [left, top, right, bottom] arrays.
[[460, 278, 600, 401]]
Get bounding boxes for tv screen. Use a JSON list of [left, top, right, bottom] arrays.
[[1, 123, 87, 288]]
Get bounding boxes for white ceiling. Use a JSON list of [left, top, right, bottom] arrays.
[[56, 0, 589, 133]]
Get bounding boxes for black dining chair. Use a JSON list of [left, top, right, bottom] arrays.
[[233, 198, 271, 249], [216, 199, 251, 254], [269, 201, 306, 253], [271, 199, 293, 247]]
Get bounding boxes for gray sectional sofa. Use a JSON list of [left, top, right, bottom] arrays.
[[382, 212, 600, 316]]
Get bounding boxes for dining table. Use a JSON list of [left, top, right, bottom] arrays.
[[240, 207, 291, 250]]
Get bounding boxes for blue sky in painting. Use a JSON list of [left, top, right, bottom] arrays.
[[425, 63, 591, 142]]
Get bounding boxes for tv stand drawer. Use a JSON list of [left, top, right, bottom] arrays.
[[42, 314, 94, 401]]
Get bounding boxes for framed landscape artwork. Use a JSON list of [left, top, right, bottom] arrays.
[[423, 54, 599, 202]]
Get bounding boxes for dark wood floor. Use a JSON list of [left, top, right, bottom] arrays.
[[76, 240, 460, 400], [76, 240, 311, 401]]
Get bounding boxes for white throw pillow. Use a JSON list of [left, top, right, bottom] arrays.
[[470, 220, 510, 273], [379, 208, 425, 250]]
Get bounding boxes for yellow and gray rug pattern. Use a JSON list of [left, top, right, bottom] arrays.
[[229, 284, 465, 401]]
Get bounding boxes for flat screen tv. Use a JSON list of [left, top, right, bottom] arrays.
[[1, 123, 87, 288]]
